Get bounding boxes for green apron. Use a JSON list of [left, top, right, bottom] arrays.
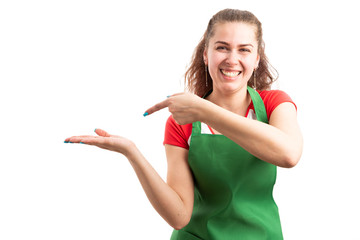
[[170, 87, 283, 240]]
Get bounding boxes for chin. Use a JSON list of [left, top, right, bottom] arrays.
[[216, 82, 247, 93]]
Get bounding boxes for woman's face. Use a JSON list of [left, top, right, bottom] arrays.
[[204, 22, 260, 94]]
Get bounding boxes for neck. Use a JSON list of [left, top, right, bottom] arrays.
[[206, 86, 251, 117]]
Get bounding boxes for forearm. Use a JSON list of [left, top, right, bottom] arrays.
[[201, 101, 302, 168], [125, 146, 190, 229]]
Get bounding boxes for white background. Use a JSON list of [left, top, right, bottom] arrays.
[[1, 0, 359, 239]]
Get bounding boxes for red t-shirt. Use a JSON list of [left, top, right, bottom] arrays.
[[163, 90, 296, 150]]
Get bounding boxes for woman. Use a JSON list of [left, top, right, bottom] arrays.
[[65, 9, 303, 239]]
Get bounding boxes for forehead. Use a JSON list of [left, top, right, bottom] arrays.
[[210, 22, 257, 46]]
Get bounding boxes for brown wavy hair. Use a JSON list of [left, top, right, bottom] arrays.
[[185, 9, 278, 97]]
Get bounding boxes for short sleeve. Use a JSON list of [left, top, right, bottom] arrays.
[[163, 115, 192, 150], [257, 90, 297, 120]]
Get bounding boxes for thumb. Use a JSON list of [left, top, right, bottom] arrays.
[[94, 128, 111, 137]]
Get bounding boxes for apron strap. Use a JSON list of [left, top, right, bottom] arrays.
[[192, 121, 202, 135], [247, 86, 269, 124]]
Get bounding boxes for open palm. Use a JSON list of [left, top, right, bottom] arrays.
[[64, 129, 135, 157]]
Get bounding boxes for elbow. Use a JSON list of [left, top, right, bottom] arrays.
[[281, 151, 301, 168], [173, 224, 185, 231], [278, 140, 303, 168], [170, 215, 191, 230], [282, 157, 298, 168]]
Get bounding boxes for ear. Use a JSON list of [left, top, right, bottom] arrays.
[[203, 48, 208, 65], [255, 54, 260, 68]]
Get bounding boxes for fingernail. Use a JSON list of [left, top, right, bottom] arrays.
[[69, 141, 74, 143], [143, 112, 149, 117], [80, 142, 85, 144], [167, 95, 171, 98], [64, 141, 69, 143], [94, 128, 97, 132]]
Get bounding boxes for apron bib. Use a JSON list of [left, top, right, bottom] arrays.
[[171, 87, 283, 240]]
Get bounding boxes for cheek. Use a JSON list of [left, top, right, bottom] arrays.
[[207, 53, 220, 66], [207, 57, 221, 73], [243, 57, 258, 70]]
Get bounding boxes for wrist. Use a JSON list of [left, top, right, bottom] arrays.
[[125, 144, 147, 169], [122, 141, 139, 160], [198, 99, 213, 124]]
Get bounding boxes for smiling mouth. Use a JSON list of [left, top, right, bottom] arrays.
[[221, 69, 242, 77]]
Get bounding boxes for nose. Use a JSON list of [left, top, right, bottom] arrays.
[[225, 51, 239, 65]]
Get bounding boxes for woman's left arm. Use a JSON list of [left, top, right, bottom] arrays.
[[145, 93, 303, 168], [202, 101, 303, 168]]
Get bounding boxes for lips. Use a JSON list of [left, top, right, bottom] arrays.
[[220, 69, 241, 77]]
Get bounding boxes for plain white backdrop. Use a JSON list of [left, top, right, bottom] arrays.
[[1, 0, 359, 239]]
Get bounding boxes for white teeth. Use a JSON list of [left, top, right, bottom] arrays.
[[221, 70, 241, 77]]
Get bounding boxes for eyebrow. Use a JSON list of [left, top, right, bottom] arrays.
[[215, 41, 254, 48]]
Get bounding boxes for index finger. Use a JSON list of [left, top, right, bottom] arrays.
[[144, 98, 170, 116]]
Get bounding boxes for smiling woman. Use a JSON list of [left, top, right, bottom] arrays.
[[185, 9, 278, 98], [66, 8, 302, 240], [204, 22, 260, 95]]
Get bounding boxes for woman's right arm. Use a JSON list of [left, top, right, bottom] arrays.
[[65, 129, 194, 230], [127, 144, 194, 230]]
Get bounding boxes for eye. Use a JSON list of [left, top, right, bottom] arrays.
[[216, 46, 227, 50], [239, 48, 250, 52]]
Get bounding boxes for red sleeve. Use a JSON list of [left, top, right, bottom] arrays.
[[257, 90, 297, 119], [163, 115, 192, 150]]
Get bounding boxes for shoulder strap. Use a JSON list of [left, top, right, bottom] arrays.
[[247, 86, 269, 124], [192, 121, 201, 135]]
